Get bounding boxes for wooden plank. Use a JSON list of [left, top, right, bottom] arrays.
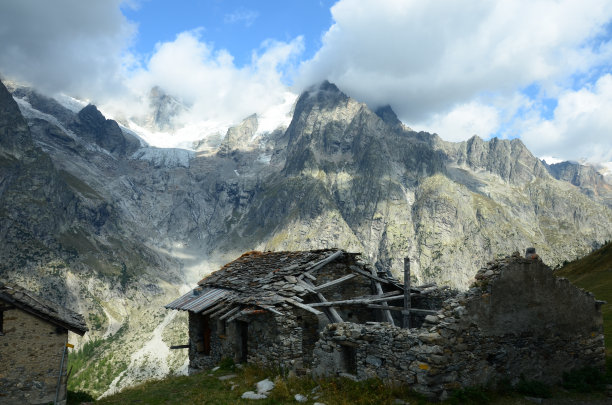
[[200, 302, 224, 316], [285, 298, 323, 315], [371, 265, 394, 325], [354, 290, 403, 300], [226, 310, 248, 323], [219, 306, 241, 320], [403, 258, 411, 328], [402, 308, 439, 316], [256, 305, 284, 316], [208, 304, 231, 319], [309, 294, 407, 307], [312, 274, 357, 291], [296, 279, 317, 293], [366, 304, 438, 315], [305, 250, 344, 273], [303, 279, 343, 323], [349, 265, 401, 287]]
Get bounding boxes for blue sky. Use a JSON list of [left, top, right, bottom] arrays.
[[122, 0, 335, 70], [1, 0, 612, 169]]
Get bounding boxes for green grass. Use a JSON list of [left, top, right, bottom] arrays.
[[94, 360, 612, 405], [96, 363, 427, 405], [556, 241, 612, 350]]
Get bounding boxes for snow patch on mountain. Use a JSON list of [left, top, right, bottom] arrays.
[[13, 96, 78, 140], [53, 93, 89, 113], [131, 147, 194, 168], [255, 90, 296, 137]]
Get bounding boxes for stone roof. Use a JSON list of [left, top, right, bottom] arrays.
[[166, 249, 410, 322], [168, 249, 357, 312], [0, 281, 88, 335], [198, 249, 359, 291]]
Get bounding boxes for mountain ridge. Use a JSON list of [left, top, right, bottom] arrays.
[[1, 78, 611, 395]]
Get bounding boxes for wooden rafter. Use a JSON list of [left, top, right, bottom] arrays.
[[302, 279, 343, 323], [312, 274, 357, 291], [309, 294, 408, 307]]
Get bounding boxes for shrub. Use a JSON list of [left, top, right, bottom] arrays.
[[515, 375, 552, 398], [67, 390, 94, 404], [562, 367, 607, 393], [448, 386, 490, 404]]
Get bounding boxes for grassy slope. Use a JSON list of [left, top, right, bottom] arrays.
[[556, 241, 612, 350], [94, 364, 425, 405]]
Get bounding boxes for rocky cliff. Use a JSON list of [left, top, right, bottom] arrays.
[[1, 78, 611, 396]]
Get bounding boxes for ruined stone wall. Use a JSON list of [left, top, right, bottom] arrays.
[[0, 308, 69, 405], [313, 255, 605, 400]]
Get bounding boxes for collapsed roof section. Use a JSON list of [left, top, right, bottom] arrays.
[[165, 249, 439, 326]]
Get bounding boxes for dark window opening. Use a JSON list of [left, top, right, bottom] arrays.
[[340, 345, 357, 375], [197, 315, 211, 355], [236, 321, 248, 363]]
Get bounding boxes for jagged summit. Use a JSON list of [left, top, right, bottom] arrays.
[[72, 104, 141, 156], [374, 104, 404, 128], [147, 86, 186, 132]]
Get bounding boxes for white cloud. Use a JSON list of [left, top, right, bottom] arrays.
[[412, 101, 500, 142], [0, 0, 135, 98], [520, 74, 612, 164], [297, 0, 612, 124], [103, 31, 302, 148], [224, 7, 259, 27]]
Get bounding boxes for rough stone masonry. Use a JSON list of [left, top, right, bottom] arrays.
[[312, 253, 605, 400]]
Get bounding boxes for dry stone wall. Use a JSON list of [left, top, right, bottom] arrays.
[[312, 254, 605, 400], [188, 309, 321, 374], [0, 308, 69, 405]]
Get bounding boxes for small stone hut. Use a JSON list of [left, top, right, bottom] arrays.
[[165, 249, 443, 374], [0, 281, 88, 405]]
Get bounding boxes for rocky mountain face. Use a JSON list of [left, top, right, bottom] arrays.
[[546, 160, 612, 207], [1, 79, 611, 396]]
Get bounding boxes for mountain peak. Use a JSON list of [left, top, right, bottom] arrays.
[[374, 105, 403, 128]]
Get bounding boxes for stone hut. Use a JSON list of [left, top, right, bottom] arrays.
[[165, 249, 443, 374], [0, 281, 88, 405], [313, 252, 606, 399]]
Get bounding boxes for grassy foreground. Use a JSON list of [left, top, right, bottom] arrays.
[[74, 358, 612, 405]]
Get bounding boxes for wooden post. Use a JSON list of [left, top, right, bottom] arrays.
[[403, 258, 411, 329], [370, 267, 394, 325]]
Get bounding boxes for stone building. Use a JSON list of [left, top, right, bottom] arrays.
[[166, 249, 605, 400], [313, 252, 605, 399], [0, 281, 88, 405], [165, 249, 441, 374]]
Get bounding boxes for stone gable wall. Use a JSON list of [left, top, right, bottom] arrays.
[[0, 307, 69, 405], [312, 255, 605, 400]]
